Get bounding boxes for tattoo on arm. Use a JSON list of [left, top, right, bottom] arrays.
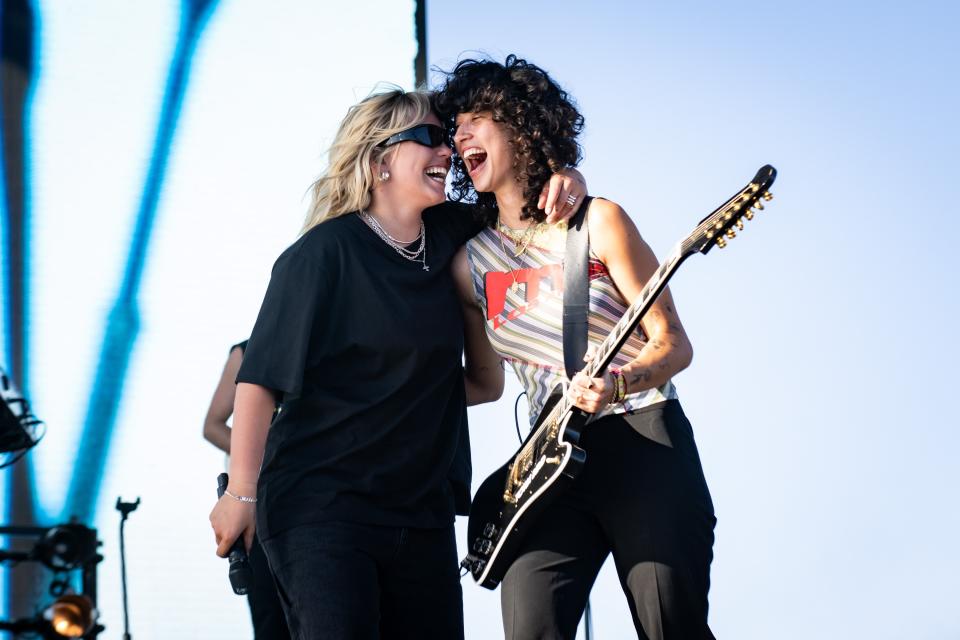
[[629, 369, 652, 386]]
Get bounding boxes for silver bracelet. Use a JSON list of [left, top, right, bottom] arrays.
[[223, 489, 257, 504]]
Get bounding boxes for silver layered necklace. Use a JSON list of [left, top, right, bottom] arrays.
[[359, 209, 429, 271]]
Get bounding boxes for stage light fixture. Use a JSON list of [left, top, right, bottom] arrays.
[[43, 594, 97, 638], [0, 524, 104, 638], [37, 524, 99, 571]]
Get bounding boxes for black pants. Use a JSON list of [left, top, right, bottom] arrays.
[[260, 521, 463, 640], [247, 534, 291, 639], [502, 400, 716, 640]]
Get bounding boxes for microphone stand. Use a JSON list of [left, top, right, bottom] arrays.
[[116, 497, 140, 640]]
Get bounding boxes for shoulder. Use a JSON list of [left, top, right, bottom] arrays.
[[588, 198, 642, 242], [587, 197, 632, 228], [424, 201, 487, 241], [277, 214, 357, 269]]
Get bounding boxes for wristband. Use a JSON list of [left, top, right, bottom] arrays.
[[609, 369, 627, 405], [223, 489, 257, 504]]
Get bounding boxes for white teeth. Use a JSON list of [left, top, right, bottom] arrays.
[[425, 166, 448, 178], [463, 148, 486, 159]]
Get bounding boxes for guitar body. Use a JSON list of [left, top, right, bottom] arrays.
[[463, 386, 588, 589]]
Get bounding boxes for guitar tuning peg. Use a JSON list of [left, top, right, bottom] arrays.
[[716, 237, 727, 248], [763, 191, 773, 201], [735, 219, 744, 230], [745, 210, 754, 220], [714, 220, 724, 230], [725, 228, 736, 239], [754, 200, 764, 211]]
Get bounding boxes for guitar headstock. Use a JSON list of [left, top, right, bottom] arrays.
[[682, 165, 777, 255]]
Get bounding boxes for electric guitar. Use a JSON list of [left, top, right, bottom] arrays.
[[461, 165, 778, 589]]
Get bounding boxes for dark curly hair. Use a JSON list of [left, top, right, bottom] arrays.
[[434, 55, 584, 223]]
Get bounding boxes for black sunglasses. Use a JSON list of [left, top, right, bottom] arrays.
[[380, 124, 446, 149]]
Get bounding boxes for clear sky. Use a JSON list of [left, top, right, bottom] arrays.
[[1, 1, 957, 638], [428, 1, 959, 638]]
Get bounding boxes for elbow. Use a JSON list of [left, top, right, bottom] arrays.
[[678, 339, 694, 373], [473, 382, 504, 406], [486, 377, 505, 403], [202, 420, 215, 444], [466, 372, 505, 406]]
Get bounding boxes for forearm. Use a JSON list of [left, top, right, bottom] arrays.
[[203, 420, 232, 454], [619, 329, 693, 395], [226, 383, 276, 495]]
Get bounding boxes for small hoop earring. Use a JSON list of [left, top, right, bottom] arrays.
[[379, 171, 390, 182]]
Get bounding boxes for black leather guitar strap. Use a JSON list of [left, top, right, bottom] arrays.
[[563, 196, 593, 379]]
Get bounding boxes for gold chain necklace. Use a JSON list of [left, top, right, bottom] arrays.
[[497, 216, 543, 258], [496, 216, 545, 292]]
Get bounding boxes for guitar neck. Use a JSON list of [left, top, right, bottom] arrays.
[[586, 243, 691, 378], [533, 243, 692, 431], [524, 164, 776, 456]]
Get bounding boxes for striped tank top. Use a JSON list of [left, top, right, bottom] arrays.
[[466, 219, 677, 427]]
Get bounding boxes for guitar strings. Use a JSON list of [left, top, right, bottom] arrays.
[[509, 182, 765, 487]]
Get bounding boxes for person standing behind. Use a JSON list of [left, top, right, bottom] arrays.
[[203, 341, 290, 640]]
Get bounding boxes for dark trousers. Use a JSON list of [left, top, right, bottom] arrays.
[[260, 521, 463, 640], [501, 400, 717, 640], [247, 534, 291, 639]]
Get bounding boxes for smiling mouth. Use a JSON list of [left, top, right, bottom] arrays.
[[462, 148, 488, 175], [425, 165, 448, 184]]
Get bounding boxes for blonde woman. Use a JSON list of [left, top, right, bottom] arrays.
[[208, 88, 585, 639]]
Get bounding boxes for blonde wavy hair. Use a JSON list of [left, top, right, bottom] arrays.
[[302, 87, 435, 234]]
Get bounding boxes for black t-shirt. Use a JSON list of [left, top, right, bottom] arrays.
[[237, 203, 482, 539]]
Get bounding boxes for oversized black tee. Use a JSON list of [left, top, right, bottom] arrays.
[[237, 203, 482, 540]]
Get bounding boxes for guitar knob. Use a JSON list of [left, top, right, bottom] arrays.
[[735, 220, 744, 230], [725, 228, 736, 239], [716, 237, 727, 249], [763, 191, 774, 201], [483, 523, 500, 538], [745, 210, 754, 220], [755, 200, 765, 210]]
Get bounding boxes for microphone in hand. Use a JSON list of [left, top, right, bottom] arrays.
[[216, 472, 253, 596]]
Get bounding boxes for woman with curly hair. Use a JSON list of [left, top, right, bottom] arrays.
[[436, 57, 717, 639], [209, 87, 586, 639]]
